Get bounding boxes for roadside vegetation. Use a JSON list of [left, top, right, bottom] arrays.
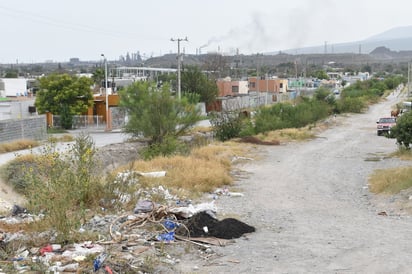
[[0, 134, 250, 244], [0, 73, 408, 244], [119, 81, 202, 159], [369, 166, 412, 194], [211, 76, 405, 142], [0, 139, 39, 154], [1, 134, 110, 242], [0, 134, 74, 155], [369, 109, 412, 194]]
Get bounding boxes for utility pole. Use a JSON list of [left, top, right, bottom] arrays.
[[101, 54, 111, 131], [171, 37, 188, 99], [408, 62, 411, 96], [265, 73, 269, 105]]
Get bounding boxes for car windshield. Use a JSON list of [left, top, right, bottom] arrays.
[[379, 118, 396, 123]]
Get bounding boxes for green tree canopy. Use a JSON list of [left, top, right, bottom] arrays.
[[312, 70, 329, 80], [4, 69, 18, 78], [181, 66, 218, 104], [119, 81, 201, 145], [92, 68, 105, 87], [390, 111, 412, 149], [35, 73, 94, 115]]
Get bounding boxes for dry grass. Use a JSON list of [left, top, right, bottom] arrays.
[[48, 134, 74, 143], [188, 125, 213, 134], [114, 142, 252, 196], [390, 148, 412, 161], [0, 139, 39, 154], [257, 128, 316, 143], [0, 135, 73, 155], [369, 166, 412, 194], [237, 136, 280, 145]]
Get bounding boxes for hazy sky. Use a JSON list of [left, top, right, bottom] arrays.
[[1, 0, 412, 64]]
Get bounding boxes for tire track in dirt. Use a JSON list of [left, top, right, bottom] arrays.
[[177, 91, 412, 273]]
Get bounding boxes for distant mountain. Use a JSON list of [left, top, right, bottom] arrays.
[[366, 26, 412, 41], [276, 26, 412, 55]]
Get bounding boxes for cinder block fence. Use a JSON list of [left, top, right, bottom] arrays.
[[0, 116, 47, 144]]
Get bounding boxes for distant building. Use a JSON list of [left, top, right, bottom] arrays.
[[287, 79, 305, 91], [216, 77, 248, 96], [0, 78, 29, 97], [69, 58, 80, 64], [248, 77, 288, 93]]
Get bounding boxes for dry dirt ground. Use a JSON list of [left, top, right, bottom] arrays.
[[174, 90, 412, 273], [1, 90, 412, 273]]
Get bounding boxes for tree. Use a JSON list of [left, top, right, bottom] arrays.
[[35, 73, 94, 116], [92, 68, 105, 88], [4, 69, 18, 78], [390, 111, 412, 149], [181, 66, 218, 104], [119, 81, 201, 146], [201, 53, 229, 79], [312, 70, 329, 80]]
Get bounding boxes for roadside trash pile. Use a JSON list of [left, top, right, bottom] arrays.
[[0, 182, 255, 273]]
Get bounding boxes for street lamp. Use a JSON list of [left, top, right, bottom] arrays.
[[101, 54, 110, 131], [171, 37, 188, 99]]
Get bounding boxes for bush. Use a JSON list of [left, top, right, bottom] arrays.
[[390, 111, 412, 149], [141, 135, 188, 160], [335, 97, 366, 113], [253, 98, 331, 134], [209, 111, 246, 141], [0, 154, 38, 194], [17, 133, 105, 242]]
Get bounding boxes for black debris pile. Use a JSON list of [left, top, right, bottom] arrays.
[[176, 211, 255, 239], [11, 205, 27, 216]]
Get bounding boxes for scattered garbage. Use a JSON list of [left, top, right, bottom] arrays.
[[169, 201, 217, 219], [156, 231, 175, 243], [11, 204, 27, 216], [2, 190, 255, 273], [163, 219, 178, 231], [176, 211, 255, 239], [40, 244, 53, 255], [137, 171, 167, 177], [93, 252, 107, 271], [214, 187, 245, 198], [134, 200, 155, 213], [105, 265, 114, 274]]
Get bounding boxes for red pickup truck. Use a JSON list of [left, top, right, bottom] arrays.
[[376, 117, 397, 136]]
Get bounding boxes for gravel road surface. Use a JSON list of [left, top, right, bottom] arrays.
[[177, 90, 412, 273]]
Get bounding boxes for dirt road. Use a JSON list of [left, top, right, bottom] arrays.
[[178, 91, 412, 273], [1, 91, 411, 272]]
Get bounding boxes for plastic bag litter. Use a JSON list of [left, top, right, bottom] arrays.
[[137, 171, 166, 177], [134, 200, 155, 214], [169, 201, 217, 219], [61, 242, 104, 259], [156, 231, 175, 242], [163, 219, 178, 231]]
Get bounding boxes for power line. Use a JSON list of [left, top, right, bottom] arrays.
[[0, 5, 161, 40]]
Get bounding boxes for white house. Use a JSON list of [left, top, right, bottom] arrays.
[[0, 78, 28, 97]]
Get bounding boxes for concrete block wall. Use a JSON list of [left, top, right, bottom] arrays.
[[0, 116, 47, 144]]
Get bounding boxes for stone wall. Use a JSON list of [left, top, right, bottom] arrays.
[[0, 115, 47, 144]]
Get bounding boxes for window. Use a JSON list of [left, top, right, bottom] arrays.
[[232, 86, 239, 93], [280, 83, 283, 88]]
